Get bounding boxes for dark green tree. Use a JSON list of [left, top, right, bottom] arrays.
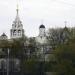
[[53, 38, 75, 75]]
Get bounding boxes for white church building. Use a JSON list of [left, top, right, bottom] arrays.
[[0, 4, 49, 61], [0, 5, 48, 45]]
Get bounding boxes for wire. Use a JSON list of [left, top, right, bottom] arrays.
[[18, 0, 75, 8], [54, 0, 75, 8]]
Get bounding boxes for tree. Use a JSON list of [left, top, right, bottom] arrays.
[[0, 39, 12, 58], [47, 28, 63, 50], [53, 38, 75, 75], [29, 37, 36, 53]]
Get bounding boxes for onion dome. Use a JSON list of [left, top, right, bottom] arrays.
[[39, 24, 45, 28], [0, 33, 8, 40], [1, 33, 7, 37]]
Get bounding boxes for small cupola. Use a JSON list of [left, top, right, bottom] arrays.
[[39, 24, 45, 28]]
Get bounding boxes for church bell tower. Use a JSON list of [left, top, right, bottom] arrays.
[[10, 4, 24, 39]]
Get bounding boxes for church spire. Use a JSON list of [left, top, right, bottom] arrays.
[[64, 21, 67, 27], [15, 2, 20, 22], [10, 1, 25, 39], [16, 3, 19, 16]]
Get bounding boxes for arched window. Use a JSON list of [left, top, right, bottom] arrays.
[[18, 30, 21, 36], [13, 30, 16, 36]]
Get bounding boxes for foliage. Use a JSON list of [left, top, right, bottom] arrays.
[[47, 27, 71, 50], [20, 57, 45, 75], [53, 38, 75, 75]]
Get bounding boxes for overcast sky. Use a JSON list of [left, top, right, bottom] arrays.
[[0, 0, 75, 37]]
